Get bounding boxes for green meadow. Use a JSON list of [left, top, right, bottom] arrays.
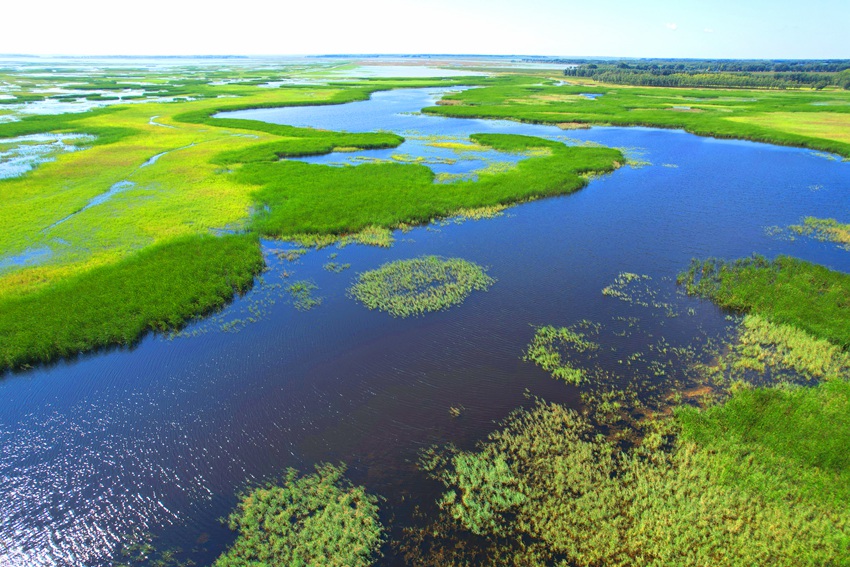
[[0, 69, 621, 371], [426, 78, 850, 157]]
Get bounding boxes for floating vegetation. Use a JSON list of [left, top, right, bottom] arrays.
[[285, 280, 322, 311], [323, 261, 350, 273], [425, 141, 488, 152], [348, 256, 494, 317], [390, 153, 456, 165], [214, 463, 383, 567], [602, 272, 678, 316], [288, 225, 395, 249], [789, 216, 850, 250], [339, 225, 395, 248], [524, 325, 600, 384], [272, 247, 309, 262], [810, 151, 839, 161]]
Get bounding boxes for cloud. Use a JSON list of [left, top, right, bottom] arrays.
[[704, 28, 714, 33], [665, 22, 678, 31]]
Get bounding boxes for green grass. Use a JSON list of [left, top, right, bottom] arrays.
[[243, 134, 622, 239], [677, 379, 850, 507], [214, 463, 384, 567], [424, 80, 850, 157], [679, 255, 850, 348], [0, 234, 263, 371], [349, 256, 494, 317]]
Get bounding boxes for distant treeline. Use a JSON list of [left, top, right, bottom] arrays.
[[549, 59, 850, 89]]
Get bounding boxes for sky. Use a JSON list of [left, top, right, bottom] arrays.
[[2, 0, 847, 59]]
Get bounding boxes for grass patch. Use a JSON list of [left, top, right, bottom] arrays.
[[214, 463, 383, 567], [242, 133, 621, 239], [413, 395, 850, 566], [0, 234, 263, 371], [679, 255, 850, 348], [790, 216, 850, 250], [348, 256, 494, 317], [523, 325, 599, 384]]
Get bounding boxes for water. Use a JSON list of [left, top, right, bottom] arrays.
[[1, 88, 849, 566], [0, 133, 95, 180]]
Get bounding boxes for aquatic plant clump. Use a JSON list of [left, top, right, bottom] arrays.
[[790, 216, 850, 250], [417, 396, 850, 567], [703, 314, 850, 384], [214, 463, 384, 567], [524, 325, 599, 384], [349, 256, 494, 317]]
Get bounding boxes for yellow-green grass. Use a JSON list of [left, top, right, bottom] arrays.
[[425, 79, 850, 157], [418, 396, 850, 566], [726, 111, 850, 145]]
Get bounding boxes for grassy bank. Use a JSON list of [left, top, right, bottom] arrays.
[[0, 234, 263, 371], [1, 71, 622, 372], [679, 255, 850, 348], [424, 80, 850, 157]]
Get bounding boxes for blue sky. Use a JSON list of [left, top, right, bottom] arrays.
[[2, 0, 847, 58]]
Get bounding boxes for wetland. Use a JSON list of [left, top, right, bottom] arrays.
[[0, 57, 848, 566]]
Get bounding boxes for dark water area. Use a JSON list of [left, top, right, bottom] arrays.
[[1, 88, 849, 566]]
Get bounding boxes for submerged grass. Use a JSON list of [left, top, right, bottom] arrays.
[[703, 314, 850, 383], [349, 256, 494, 317]]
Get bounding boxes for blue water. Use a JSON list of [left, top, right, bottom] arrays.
[[1, 88, 849, 567]]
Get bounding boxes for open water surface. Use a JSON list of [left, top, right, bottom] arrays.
[[1, 88, 849, 566]]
